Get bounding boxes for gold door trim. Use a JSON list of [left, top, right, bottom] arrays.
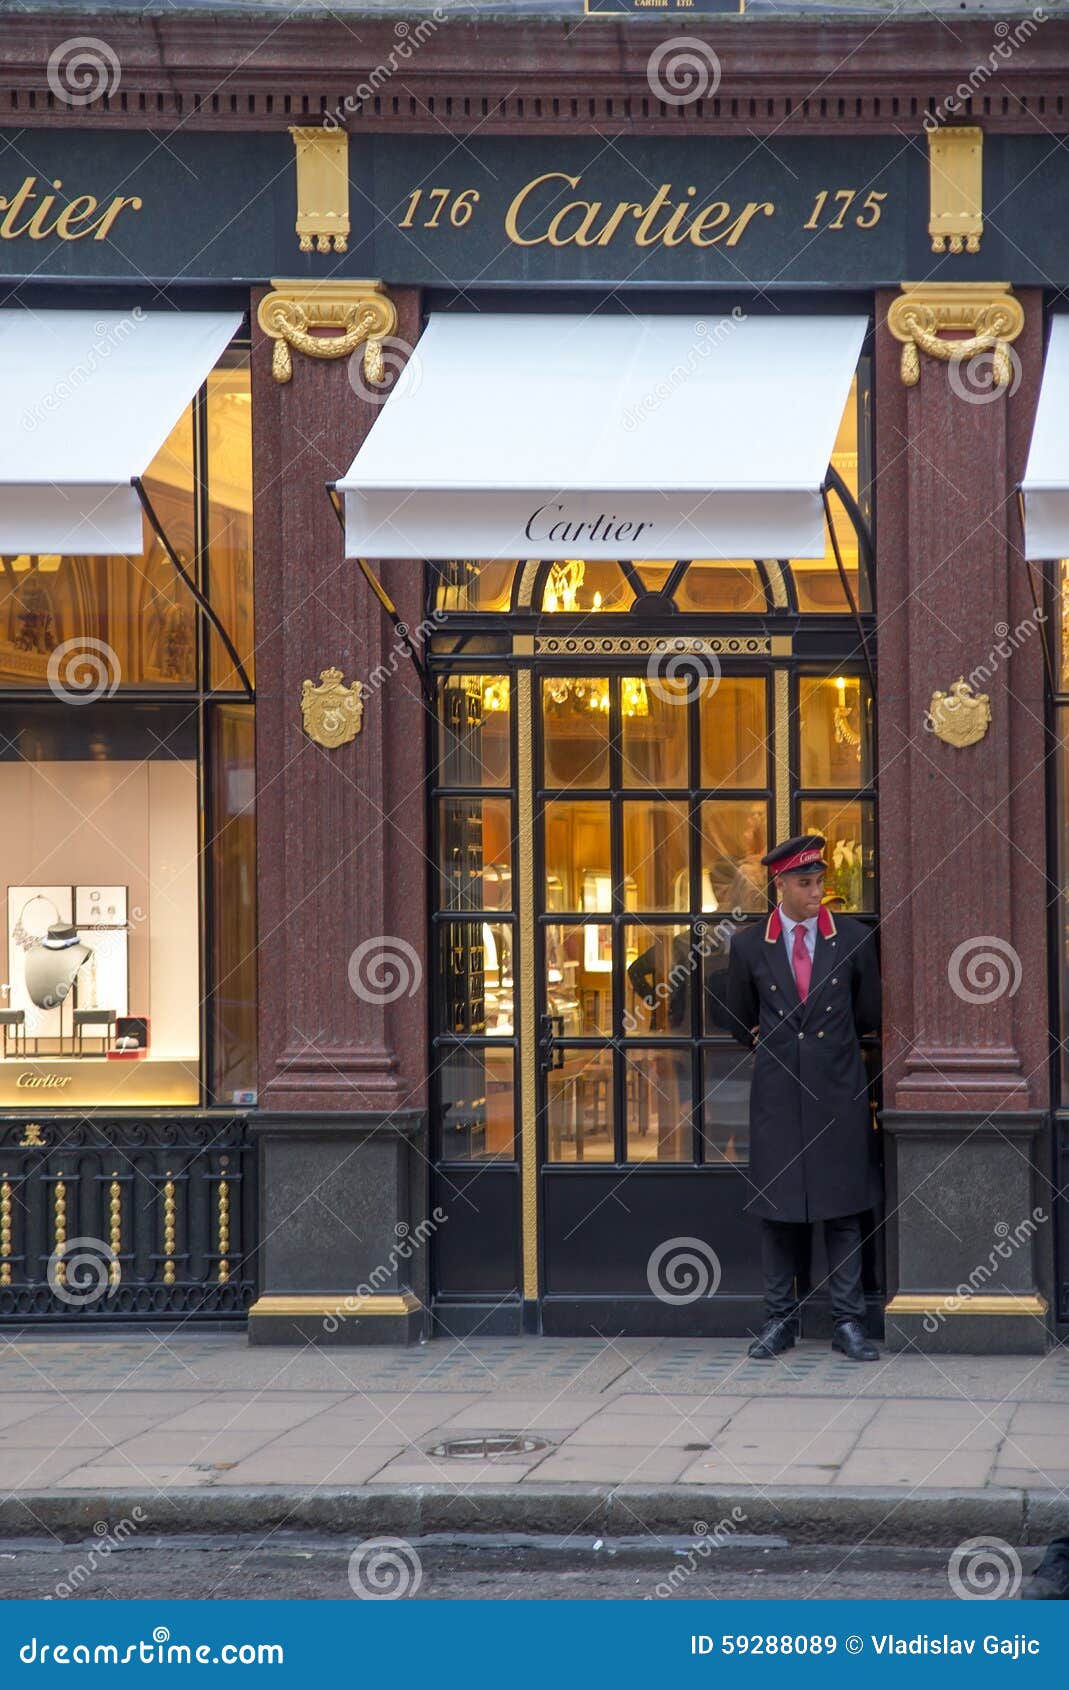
[[886, 1293, 1047, 1318], [516, 667, 539, 1301], [773, 669, 791, 840], [534, 634, 774, 658]]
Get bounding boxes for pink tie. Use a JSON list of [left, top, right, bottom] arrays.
[[792, 923, 812, 1001]]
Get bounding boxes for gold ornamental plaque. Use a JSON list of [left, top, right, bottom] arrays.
[[926, 677, 991, 748], [300, 667, 364, 749]]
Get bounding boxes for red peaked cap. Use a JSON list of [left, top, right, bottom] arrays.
[[760, 833, 827, 878]]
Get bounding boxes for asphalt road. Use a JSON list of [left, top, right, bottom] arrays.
[[0, 1539, 1043, 1601]]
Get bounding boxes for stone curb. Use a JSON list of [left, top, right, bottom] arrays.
[[0, 1485, 1054, 1547]]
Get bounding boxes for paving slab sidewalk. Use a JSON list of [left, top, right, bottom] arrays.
[[0, 1332, 1066, 1544]]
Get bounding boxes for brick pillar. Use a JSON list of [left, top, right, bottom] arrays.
[[876, 285, 1051, 1352], [248, 284, 430, 1343]]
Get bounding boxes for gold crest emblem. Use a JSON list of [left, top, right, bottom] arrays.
[[926, 677, 991, 748], [300, 667, 364, 749]]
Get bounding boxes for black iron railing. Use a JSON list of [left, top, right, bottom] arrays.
[[0, 1112, 256, 1321]]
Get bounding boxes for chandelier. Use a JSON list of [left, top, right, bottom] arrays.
[[833, 676, 861, 756]]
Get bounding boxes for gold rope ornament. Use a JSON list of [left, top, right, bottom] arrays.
[[888, 283, 1024, 388], [256, 280, 398, 385]]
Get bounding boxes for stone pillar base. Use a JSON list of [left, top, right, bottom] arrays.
[[885, 1294, 1049, 1355], [248, 1110, 430, 1345], [248, 1292, 425, 1346], [883, 1110, 1051, 1355]]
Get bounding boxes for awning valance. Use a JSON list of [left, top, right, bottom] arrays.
[[0, 308, 242, 556], [1023, 316, 1069, 560], [338, 312, 867, 562]]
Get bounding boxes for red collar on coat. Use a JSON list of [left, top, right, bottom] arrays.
[[764, 904, 837, 943]]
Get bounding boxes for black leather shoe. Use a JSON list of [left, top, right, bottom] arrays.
[[831, 1318, 879, 1361], [747, 1317, 797, 1360]]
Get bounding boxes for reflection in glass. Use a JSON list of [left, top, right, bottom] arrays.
[[545, 923, 612, 1035], [439, 675, 510, 786], [702, 1045, 752, 1163], [622, 676, 689, 787], [791, 376, 871, 614], [435, 560, 518, 613], [436, 917, 515, 1035], [622, 800, 689, 912], [208, 704, 257, 1104], [673, 560, 766, 614], [800, 799, 876, 911], [547, 1046, 614, 1162], [700, 677, 768, 789], [623, 1047, 692, 1162], [439, 1046, 515, 1161], [624, 924, 692, 1036], [0, 403, 196, 689], [206, 349, 254, 689], [543, 800, 611, 912], [542, 676, 610, 787], [439, 797, 512, 911], [701, 801, 769, 915], [799, 675, 872, 787]]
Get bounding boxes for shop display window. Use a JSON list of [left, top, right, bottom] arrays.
[[0, 336, 256, 1108]]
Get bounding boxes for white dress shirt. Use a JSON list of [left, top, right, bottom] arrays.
[[779, 911, 818, 986]]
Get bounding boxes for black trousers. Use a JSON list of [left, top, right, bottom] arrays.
[[760, 1215, 866, 1325]]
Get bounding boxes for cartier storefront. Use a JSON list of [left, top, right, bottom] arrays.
[[0, 3, 1065, 1352]]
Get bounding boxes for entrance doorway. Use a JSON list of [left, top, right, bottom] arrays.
[[428, 382, 878, 1336]]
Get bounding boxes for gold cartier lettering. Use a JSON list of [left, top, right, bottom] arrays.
[[16, 1072, 72, 1089], [502, 173, 780, 252], [0, 176, 143, 242]]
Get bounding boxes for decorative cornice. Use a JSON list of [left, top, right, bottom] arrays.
[[1, 16, 1068, 135]]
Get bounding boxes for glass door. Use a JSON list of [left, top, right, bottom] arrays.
[[536, 665, 771, 1175]]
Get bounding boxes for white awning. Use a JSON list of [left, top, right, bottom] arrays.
[[0, 308, 242, 555], [338, 312, 867, 561], [1023, 316, 1069, 559]]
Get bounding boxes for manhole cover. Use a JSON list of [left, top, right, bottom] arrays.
[[427, 1434, 552, 1460]]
